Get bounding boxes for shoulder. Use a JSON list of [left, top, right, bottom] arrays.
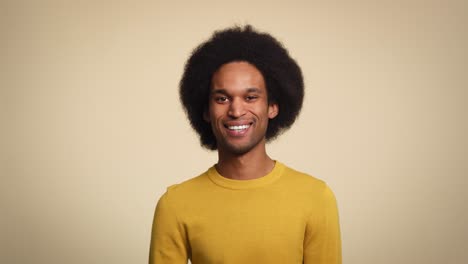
[[279, 162, 336, 199], [160, 167, 213, 203], [280, 163, 326, 188]]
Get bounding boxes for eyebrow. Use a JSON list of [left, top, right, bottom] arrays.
[[211, 88, 264, 94]]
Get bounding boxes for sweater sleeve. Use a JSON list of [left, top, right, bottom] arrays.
[[149, 190, 189, 264], [303, 184, 342, 264]]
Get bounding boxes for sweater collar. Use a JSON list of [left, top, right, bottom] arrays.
[[207, 161, 284, 190]]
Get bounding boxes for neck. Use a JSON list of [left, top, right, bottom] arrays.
[[216, 141, 275, 180]]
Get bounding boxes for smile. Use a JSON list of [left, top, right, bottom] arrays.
[[227, 124, 250, 131], [223, 122, 253, 136]]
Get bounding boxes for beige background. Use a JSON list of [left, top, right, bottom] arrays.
[[2, 0, 467, 263]]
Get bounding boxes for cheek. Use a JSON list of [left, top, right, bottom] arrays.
[[252, 105, 270, 117], [210, 104, 228, 118], [209, 109, 225, 125]]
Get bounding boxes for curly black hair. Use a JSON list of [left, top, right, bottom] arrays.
[[179, 25, 304, 150]]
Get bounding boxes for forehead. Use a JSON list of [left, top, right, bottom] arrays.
[[211, 61, 265, 91]]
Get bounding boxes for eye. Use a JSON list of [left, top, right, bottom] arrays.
[[215, 96, 229, 103], [246, 95, 259, 101]]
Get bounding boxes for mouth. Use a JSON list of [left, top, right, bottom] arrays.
[[226, 124, 251, 131], [223, 122, 253, 136]]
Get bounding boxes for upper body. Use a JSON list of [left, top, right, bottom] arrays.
[[149, 161, 341, 264], [149, 25, 342, 263]]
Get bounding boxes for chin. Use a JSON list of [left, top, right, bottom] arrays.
[[225, 145, 253, 156], [219, 139, 262, 156]]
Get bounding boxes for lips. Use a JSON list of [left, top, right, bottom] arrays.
[[223, 122, 252, 136], [227, 124, 250, 131]]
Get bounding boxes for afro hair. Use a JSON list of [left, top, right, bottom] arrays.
[[179, 25, 304, 150]]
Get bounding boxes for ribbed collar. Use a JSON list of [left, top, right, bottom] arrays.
[[207, 161, 284, 190]]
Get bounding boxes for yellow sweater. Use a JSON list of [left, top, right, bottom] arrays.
[[149, 161, 341, 264]]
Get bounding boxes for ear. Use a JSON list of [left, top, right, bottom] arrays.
[[268, 103, 279, 119]]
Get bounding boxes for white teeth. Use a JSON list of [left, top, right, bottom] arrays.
[[228, 125, 250, 130]]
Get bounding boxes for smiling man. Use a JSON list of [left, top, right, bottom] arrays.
[[207, 61, 278, 162], [149, 25, 342, 264]]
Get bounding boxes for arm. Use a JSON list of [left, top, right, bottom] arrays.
[[149, 191, 189, 264], [303, 185, 342, 264]]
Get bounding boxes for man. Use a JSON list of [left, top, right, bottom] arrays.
[[149, 25, 341, 264]]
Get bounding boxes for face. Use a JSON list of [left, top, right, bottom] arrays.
[[205, 61, 278, 155]]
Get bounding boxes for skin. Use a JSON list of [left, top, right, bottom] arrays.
[[204, 61, 278, 180]]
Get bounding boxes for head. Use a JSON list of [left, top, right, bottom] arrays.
[[179, 25, 304, 150], [204, 61, 279, 155]]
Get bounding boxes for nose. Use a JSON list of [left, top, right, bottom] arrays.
[[228, 98, 246, 118]]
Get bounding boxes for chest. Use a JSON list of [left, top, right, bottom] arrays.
[[182, 191, 308, 263]]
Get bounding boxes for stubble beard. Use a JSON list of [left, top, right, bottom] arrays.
[[215, 128, 267, 156]]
